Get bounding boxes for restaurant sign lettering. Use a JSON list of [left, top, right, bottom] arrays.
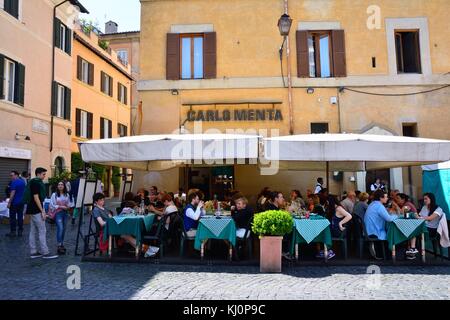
[[186, 109, 283, 122]]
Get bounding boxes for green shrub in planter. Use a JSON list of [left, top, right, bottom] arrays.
[[252, 210, 294, 237]]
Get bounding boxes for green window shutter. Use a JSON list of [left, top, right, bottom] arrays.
[[117, 82, 121, 102], [100, 117, 104, 139], [88, 63, 94, 86], [109, 76, 113, 97], [65, 28, 72, 55], [87, 112, 93, 139], [54, 18, 61, 49], [51, 81, 58, 116], [0, 54, 5, 99], [108, 120, 112, 138], [100, 71, 105, 93], [124, 86, 127, 105], [75, 109, 81, 137], [16, 63, 25, 106], [64, 87, 71, 120], [5, 0, 19, 19], [77, 56, 82, 81]]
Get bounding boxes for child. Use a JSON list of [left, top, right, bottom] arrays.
[[92, 193, 112, 254]]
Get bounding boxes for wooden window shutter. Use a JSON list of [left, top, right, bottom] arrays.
[[65, 28, 72, 55], [100, 71, 105, 93], [331, 30, 347, 77], [117, 83, 121, 102], [296, 30, 309, 77], [75, 109, 81, 137], [108, 120, 112, 138], [54, 18, 61, 49], [109, 76, 113, 97], [0, 54, 5, 99], [77, 56, 82, 81], [203, 32, 217, 79], [124, 86, 127, 105], [88, 63, 94, 85], [124, 125, 128, 137], [166, 33, 180, 80], [64, 87, 71, 120], [5, 0, 19, 19], [87, 112, 93, 139], [100, 117, 105, 139], [14, 63, 25, 106], [51, 81, 58, 116], [117, 123, 120, 136]]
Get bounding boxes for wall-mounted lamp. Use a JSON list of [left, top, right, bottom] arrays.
[[306, 87, 315, 94], [15, 133, 30, 141], [171, 89, 179, 95]]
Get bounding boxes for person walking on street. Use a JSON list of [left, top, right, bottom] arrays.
[[6, 171, 26, 237], [26, 167, 58, 259]]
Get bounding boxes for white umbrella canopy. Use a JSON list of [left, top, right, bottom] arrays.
[[262, 134, 450, 171], [78, 134, 261, 170]]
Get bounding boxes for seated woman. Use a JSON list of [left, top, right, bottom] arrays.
[[150, 193, 179, 229], [330, 196, 353, 238], [311, 194, 326, 217], [288, 190, 306, 213], [182, 191, 205, 237], [231, 197, 254, 238], [92, 193, 112, 254], [408, 193, 445, 259], [120, 192, 135, 212]]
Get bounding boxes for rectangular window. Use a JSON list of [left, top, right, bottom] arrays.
[[57, 84, 65, 118], [101, 72, 113, 96], [181, 35, 203, 79], [118, 83, 127, 104], [80, 110, 88, 138], [311, 123, 329, 134], [59, 24, 66, 51], [308, 32, 332, 78], [100, 117, 112, 139], [4, 58, 15, 102], [395, 30, 421, 73], [402, 123, 418, 137], [117, 50, 128, 65], [118, 123, 127, 137], [3, 0, 19, 19], [81, 59, 89, 84]]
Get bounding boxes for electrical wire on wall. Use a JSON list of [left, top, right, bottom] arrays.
[[340, 84, 450, 97]]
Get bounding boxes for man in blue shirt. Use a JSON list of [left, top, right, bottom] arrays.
[[6, 171, 26, 237], [364, 189, 398, 258]]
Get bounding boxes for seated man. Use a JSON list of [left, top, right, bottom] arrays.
[[364, 189, 398, 259], [183, 191, 205, 238]]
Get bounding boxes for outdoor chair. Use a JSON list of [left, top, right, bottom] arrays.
[[359, 216, 387, 260], [235, 216, 253, 260], [332, 228, 348, 260], [179, 214, 196, 257], [142, 214, 169, 258]]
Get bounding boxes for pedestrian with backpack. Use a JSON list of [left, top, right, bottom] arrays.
[[24, 167, 58, 259]]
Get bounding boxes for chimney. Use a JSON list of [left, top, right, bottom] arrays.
[[105, 21, 118, 34]]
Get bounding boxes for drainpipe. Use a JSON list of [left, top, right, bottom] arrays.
[[50, 1, 70, 152]]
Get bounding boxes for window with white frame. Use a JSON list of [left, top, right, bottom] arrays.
[[57, 84, 65, 118], [59, 23, 66, 51], [101, 72, 112, 96], [80, 110, 88, 138], [81, 59, 89, 83], [4, 58, 15, 102], [2, 0, 19, 19], [117, 50, 128, 65]]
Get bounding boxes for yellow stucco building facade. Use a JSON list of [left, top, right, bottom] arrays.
[[138, 0, 450, 203], [71, 23, 132, 196]]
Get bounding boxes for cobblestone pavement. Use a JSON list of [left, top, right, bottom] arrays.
[[1, 216, 450, 300]]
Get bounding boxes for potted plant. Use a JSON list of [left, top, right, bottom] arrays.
[[252, 210, 293, 272]]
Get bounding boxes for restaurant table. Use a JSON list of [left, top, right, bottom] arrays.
[[104, 214, 155, 258], [194, 216, 236, 261], [290, 215, 332, 262], [387, 218, 428, 263]]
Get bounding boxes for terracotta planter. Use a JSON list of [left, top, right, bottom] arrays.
[[259, 236, 283, 273]]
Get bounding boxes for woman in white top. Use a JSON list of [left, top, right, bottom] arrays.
[[50, 181, 74, 254], [408, 193, 445, 257], [150, 193, 179, 230]]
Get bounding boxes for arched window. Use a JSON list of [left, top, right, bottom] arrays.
[[54, 157, 65, 176]]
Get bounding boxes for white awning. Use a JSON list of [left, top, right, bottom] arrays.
[[78, 134, 260, 170], [422, 161, 450, 171], [263, 134, 450, 171]]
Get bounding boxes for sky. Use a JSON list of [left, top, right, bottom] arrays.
[[79, 0, 141, 33]]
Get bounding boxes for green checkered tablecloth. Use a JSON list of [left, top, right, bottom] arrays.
[[103, 214, 155, 246], [290, 215, 332, 255], [386, 218, 428, 250], [194, 217, 236, 250]]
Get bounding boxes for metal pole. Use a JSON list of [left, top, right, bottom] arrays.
[[284, 0, 294, 135], [326, 161, 330, 192]]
